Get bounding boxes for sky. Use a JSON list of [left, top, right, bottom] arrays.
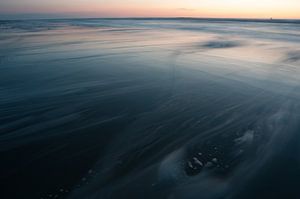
[[0, 0, 300, 19]]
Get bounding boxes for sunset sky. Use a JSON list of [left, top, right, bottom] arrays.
[[1, 0, 300, 19]]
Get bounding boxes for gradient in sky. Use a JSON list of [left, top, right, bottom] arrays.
[[0, 0, 300, 19]]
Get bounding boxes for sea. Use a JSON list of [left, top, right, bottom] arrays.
[[1, 18, 300, 199]]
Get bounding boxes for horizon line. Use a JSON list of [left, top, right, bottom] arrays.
[[1, 16, 300, 22]]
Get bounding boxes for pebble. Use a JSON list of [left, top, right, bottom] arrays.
[[193, 157, 203, 166]]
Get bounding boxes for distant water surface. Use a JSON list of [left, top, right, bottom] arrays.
[[1, 18, 300, 199]]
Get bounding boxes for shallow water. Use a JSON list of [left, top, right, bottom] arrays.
[[1, 18, 300, 199]]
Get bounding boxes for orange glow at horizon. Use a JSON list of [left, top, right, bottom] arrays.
[[1, 0, 300, 19]]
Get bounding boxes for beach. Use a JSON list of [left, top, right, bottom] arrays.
[[1, 18, 300, 199]]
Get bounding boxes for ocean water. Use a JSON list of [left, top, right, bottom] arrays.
[[1, 18, 300, 199]]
